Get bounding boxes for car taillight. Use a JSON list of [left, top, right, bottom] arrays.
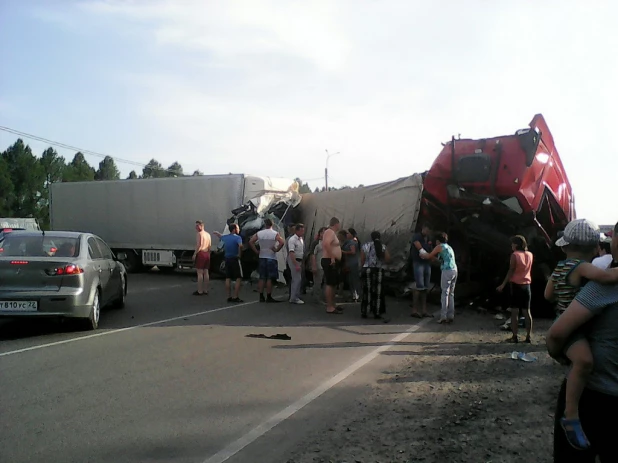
[[46, 265, 84, 276], [10, 260, 28, 265]]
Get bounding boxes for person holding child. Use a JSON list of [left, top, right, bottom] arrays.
[[545, 219, 618, 451]]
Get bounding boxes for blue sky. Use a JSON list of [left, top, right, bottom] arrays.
[[1, 0, 617, 225]]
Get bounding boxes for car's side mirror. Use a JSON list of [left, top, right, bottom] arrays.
[[116, 252, 128, 261]]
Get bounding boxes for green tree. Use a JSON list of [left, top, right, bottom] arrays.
[[1, 139, 44, 216], [127, 170, 138, 179], [142, 159, 166, 178], [166, 161, 183, 177], [0, 155, 14, 216], [64, 152, 95, 182], [39, 147, 67, 229], [40, 147, 66, 185], [95, 156, 121, 180]]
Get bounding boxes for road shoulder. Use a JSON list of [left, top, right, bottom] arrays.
[[285, 310, 561, 463]]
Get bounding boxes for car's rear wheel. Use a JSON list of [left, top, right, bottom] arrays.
[[113, 276, 127, 309], [82, 289, 101, 330]]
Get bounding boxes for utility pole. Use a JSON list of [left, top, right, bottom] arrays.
[[325, 149, 339, 191]]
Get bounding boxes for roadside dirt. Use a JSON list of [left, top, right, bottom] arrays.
[[286, 307, 563, 463]]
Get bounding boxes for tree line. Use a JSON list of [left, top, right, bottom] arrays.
[[0, 138, 333, 230], [0, 139, 199, 229]]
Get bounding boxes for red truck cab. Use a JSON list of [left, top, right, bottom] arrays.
[[420, 114, 575, 313]]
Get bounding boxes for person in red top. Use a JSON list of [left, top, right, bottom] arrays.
[[497, 235, 534, 343]]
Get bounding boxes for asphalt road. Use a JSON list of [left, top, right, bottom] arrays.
[[0, 273, 435, 463]]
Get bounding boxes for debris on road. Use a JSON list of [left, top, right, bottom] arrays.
[[246, 333, 292, 340]]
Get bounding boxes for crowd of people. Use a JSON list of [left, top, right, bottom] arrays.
[[191, 213, 618, 461], [190, 212, 454, 322], [279, 217, 394, 317], [190, 216, 460, 323]]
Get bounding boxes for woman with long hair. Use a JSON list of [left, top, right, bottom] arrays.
[[497, 235, 534, 343], [360, 231, 391, 319], [420, 232, 458, 323]]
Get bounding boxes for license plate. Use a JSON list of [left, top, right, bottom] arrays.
[[0, 301, 38, 311]]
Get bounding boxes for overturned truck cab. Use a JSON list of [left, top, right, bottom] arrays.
[[421, 114, 575, 315]]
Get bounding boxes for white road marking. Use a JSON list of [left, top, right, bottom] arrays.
[[0, 300, 259, 358], [202, 315, 435, 463]]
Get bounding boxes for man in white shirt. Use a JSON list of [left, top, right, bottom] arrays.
[[249, 218, 285, 303], [592, 238, 613, 269], [287, 223, 306, 304]]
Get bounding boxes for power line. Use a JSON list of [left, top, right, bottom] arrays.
[[0, 125, 328, 181], [0, 125, 188, 176], [326, 174, 345, 186]]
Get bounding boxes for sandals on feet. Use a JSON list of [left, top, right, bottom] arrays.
[[561, 418, 590, 450]]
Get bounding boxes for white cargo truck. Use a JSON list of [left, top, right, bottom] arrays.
[[49, 174, 298, 273], [0, 218, 40, 231]]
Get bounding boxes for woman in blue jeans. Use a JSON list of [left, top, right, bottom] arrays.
[[420, 232, 458, 323]]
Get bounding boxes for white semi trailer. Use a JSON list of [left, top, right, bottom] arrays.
[[49, 174, 297, 273]]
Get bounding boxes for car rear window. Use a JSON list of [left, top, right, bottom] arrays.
[[0, 235, 80, 258]]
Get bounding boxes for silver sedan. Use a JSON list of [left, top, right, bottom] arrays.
[[0, 231, 128, 330]]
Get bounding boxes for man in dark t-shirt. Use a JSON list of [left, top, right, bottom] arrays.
[[410, 223, 434, 318]]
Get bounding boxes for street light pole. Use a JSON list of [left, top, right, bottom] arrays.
[[325, 149, 340, 191]]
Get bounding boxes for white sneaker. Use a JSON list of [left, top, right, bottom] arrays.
[[290, 299, 305, 304]]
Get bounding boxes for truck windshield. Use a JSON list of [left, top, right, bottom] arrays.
[[0, 235, 80, 258]]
